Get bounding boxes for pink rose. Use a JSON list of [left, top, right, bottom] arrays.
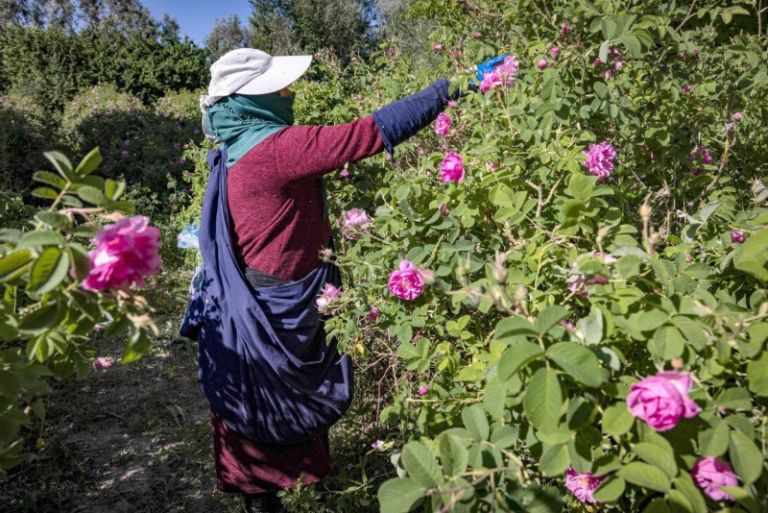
[[536, 59, 548, 69], [432, 43, 443, 51], [316, 282, 342, 314], [340, 169, 350, 178], [93, 357, 114, 370], [386, 47, 395, 59], [583, 141, 617, 179], [682, 84, 693, 93], [440, 152, 465, 183], [452, 50, 461, 58], [417, 385, 429, 396], [371, 439, 385, 450], [730, 230, 746, 244], [471, 31, 481, 39], [83, 216, 161, 291], [367, 307, 380, 321], [626, 371, 701, 431], [340, 208, 371, 240], [435, 112, 452, 137], [439, 204, 449, 217], [733, 112, 743, 121], [614, 60, 623, 70], [560, 23, 570, 36], [388, 260, 425, 301], [691, 457, 739, 501], [564, 468, 606, 504], [603, 69, 613, 79], [479, 55, 519, 92], [550, 47, 560, 59]]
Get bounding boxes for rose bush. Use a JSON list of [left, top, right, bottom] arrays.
[[315, 1, 768, 512], [0, 148, 158, 477]]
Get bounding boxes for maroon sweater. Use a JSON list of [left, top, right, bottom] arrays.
[[213, 116, 384, 494]]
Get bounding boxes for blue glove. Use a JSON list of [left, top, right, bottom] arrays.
[[372, 79, 451, 156], [475, 54, 509, 81]]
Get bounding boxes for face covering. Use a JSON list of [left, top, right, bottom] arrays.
[[203, 93, 296, 167]]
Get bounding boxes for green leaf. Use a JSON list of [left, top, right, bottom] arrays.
[[568, 173, 595, 202], [618, 462, 671, 492], [599, 40, 610, 63], [649, 326, 686, 360], [438, 434, 468, 477], [719, 486, 760, 513], [29, 247, 69, 295], [401, 442, 443, 488], [378, 478, 425, 513], [633, 442, 677, 478], [18, 303, 62, 334], [593, 476, 625, 502], [31, 187, 58, 200], [575, 306, 603, 345], [34, 212, 70, 230], [490, 425, 518, 449], [17, 230, 65, 248], [728, 430, 763, 484], [0, 249, 34, 281], [698, 421, 730, 457], [76, 185, 105, 206], [32, 171, 66, 189], [602, 403, 634, 436], [524, 368, 562, 433], [496, 341, 543, 381], [104, 179, 126, 201], [547, 342, 608, 387], [75, 147, 102, 176], [747, 352, 768, 396], [536, 306, 569, 335], [44, 151, 74, 180], [539, 443, 570, 476], [483, 378, 506, 421], [716, 388, 752, 410], [462, 405, 489, 442], [642, 499, 671, 513], [734, 228, 768, 282], [494, 316, 538, 340], [672, 473, 707, 513]]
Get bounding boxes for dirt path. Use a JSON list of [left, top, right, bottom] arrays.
[[1, 336, 238, 513]]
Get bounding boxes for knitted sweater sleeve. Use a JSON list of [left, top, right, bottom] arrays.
[[265, 116, 384, 183]]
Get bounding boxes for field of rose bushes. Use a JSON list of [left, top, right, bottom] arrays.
[[2, 0, 768, 512]]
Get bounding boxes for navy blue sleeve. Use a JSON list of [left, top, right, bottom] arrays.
[[372, 79, 451, 156]]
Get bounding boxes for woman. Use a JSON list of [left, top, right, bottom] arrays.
[[181, 48, 460, 513]]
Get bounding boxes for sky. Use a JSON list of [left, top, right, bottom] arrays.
[[142, 0, 252, 45]]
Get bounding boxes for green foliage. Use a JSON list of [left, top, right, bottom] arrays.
[[302, 0, 768, 511], [0, 147, 156, 477]]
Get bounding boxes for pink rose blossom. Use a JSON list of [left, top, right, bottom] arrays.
[[471, 31, 481, 39], [367, 307, 380, 321], [340, 169, 350, 178], [562, 320, 575, 330], [733, 112, 743, 121], [439, 204, 449, 217], [388, 260, 425, 301], [564, 468, 606, 504], [730, 230, 746, 244], [593, 251, 617, 264], [567, 274, 607, 297], [485, 161, 498, 172], [682, 84, 693, 93], [386, 47, 395, 59], [448, 100, 458, 108], [479, 56, 519, 92], [691, 457, 739, 501], [690, 146, 714, 174], [340, 208, 371, 240], [593, 57, 602, 66], [316, 283, 342, 314], [435, 112, 452, 137], [614, 60, 623, 70], [560, 24, 570, 36], [626, 371, 701, 431], [417, 385, 429, 396], [536, 59, 548, 69], [550, 47, 560, 59], [440, 152, 465, 183], [371, 439, 385, 450], [452, 50, 461, 58], [583, 141, 617, 179], [432, 43, 443, 51], [82, 216, 161, 291], [603, 69, 613, 79], [94, 357, 114, 370]]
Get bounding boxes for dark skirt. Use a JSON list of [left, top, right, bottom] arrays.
[[211, 266, 332, 494]]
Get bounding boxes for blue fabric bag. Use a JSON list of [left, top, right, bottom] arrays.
[[180, 148, 353, 444]]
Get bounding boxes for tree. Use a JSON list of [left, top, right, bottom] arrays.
[[248, 0, 379, 60], [205, 14, 250, 61]]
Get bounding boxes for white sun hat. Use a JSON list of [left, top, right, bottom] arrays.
[[199, 48, 312, 111]]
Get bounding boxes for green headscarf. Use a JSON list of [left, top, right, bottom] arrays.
[[204, 93, 295, 167]]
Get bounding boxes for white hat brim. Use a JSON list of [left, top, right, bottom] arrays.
[[234, 55, 313, 95]]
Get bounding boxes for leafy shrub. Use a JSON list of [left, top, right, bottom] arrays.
[[0, 93, 54, 193], [308, 1, 768, 512], [0, 148, 158, 477]]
